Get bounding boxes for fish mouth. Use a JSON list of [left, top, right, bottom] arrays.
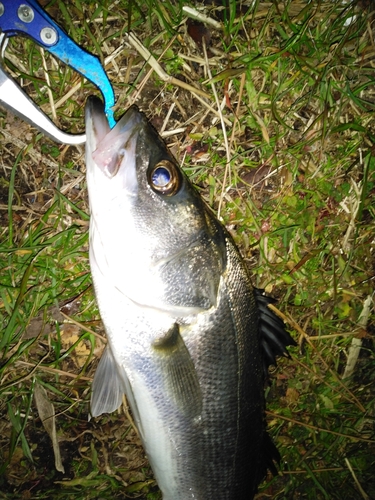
[[86, 97, 143, 181]]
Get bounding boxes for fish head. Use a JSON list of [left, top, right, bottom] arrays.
[[85, 97, 225, 316]]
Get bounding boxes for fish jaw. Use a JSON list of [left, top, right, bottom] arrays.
[[85, 97, 141, 280], [85, 97, 141, 209], [85, 97, 162, 312]]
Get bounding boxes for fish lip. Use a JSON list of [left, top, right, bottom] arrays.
[[85, 97, 144, 153], [89, 104, 144, 180], [119, 105, 144, 127]]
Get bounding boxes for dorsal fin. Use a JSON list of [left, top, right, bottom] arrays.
[[252, 288, 295, 485], [254, 288, 296, 372]]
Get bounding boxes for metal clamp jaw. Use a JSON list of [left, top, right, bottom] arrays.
[[0, 0, 116, 144]]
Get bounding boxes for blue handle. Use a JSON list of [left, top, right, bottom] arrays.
[[0, 0, 116, 127]]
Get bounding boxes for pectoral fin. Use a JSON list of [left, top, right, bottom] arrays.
[[90, 345, 145, 441], [153, 324, 202, 419], [90, 345, 124, 418]]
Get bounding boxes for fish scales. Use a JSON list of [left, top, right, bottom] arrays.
[[85, 96, 294, 499]]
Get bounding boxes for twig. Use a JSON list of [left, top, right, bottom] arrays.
[[266, 410, 375, 444], [60, 311, 107, 342], [15, 360, 92, 381], [182, 6, 222, 29], [202, 41, 231, 219], [345, 458, 370, 499], [126, 32, 210, 99], [40, 48, 57, 121], [342, 294, 373, 380]]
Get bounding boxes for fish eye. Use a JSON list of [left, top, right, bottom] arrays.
[[148, 160, 180, 196]]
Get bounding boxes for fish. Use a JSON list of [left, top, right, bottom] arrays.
[[85, 95, 295, 500]]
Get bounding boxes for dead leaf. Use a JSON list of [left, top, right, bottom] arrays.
[[34, 382, 65, 473], [60, 324, 91, 369]]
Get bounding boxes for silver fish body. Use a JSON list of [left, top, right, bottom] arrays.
[[85, 97, 293, 499]]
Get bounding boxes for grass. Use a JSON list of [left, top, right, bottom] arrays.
[[0, 0, 374, 499]]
